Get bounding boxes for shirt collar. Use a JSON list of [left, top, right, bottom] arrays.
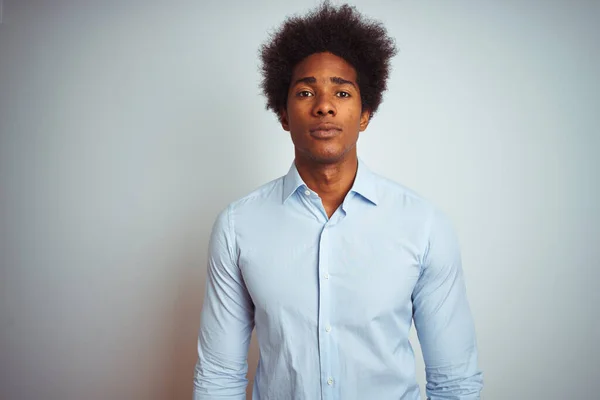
[[351, 158, 379, 206], [282, 161, 306, 204], [282, 158, 379, 206]]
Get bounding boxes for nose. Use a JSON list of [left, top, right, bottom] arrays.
[[312, 94, 336, 117]]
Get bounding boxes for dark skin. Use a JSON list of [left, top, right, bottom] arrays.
[[279, 52, 371, 217]]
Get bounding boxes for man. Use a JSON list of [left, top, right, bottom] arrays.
[[193, 2, 483, 399]]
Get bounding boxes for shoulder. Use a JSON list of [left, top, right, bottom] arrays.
[[230, 175, 285, 212], [212, 175, 285, 230], [368, 170, 458, 250], [371, 170, 437, 218]]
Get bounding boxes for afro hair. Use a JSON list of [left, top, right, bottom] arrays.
[[259, 1, 397, 120]]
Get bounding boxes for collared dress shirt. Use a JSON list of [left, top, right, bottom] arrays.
[[193, 159, 483, 400]]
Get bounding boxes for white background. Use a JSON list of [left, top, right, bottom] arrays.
[[1, 1, 598, 399]]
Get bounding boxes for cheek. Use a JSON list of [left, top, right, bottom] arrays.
[[344, 108, 362, 127], [287, 104, 310, 126], [343, 99, 363, 119]]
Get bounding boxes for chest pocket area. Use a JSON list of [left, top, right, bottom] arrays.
[[329, 234, 421, 322]]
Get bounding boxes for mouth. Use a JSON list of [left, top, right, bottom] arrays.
[[309, 123, 342, 139]]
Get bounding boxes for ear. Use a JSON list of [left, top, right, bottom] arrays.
[[359, 109, 371, 132], [279, 108, 290, 131]]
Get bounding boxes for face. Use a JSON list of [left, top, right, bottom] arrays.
[[280, 52, 371, 164]]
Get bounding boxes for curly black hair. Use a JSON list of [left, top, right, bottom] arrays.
[[259, 1, 397, 120]]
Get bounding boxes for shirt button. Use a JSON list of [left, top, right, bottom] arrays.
[[324, 273, 329, 280], [327, 377, 334, 386], [304, 189, 310, 196], [325, 325, 331, 332]]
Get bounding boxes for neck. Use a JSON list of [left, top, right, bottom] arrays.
[[294, 150, 358, 215]]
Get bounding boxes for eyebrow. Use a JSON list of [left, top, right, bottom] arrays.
[[293, 76, 357, 89]]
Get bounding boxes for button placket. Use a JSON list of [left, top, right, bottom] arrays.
[[318, 222, 335, 399]]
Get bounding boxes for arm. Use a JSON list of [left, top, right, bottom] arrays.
[[412, 208, 483, 399], [193, 206, 255, 400]]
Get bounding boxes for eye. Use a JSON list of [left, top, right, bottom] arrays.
[[297, 90, 313, 97], [336, 91, 351, 98]]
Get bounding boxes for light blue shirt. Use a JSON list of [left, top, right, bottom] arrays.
[[194, 159, 483, 400]]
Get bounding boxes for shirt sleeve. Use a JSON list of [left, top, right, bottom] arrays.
[[193, 205, 255, 400], [412, 208, 483, 399]]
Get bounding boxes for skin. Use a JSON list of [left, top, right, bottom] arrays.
[[279, 52, 371, 217]]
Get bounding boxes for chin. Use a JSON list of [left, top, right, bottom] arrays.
[[296, 143, 355, 164], [306, 150, 347, 164]]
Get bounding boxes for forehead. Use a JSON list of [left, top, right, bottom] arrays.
[[291, 52, 357, 82]]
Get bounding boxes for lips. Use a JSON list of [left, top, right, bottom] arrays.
[[309, 123, 342, 139]]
